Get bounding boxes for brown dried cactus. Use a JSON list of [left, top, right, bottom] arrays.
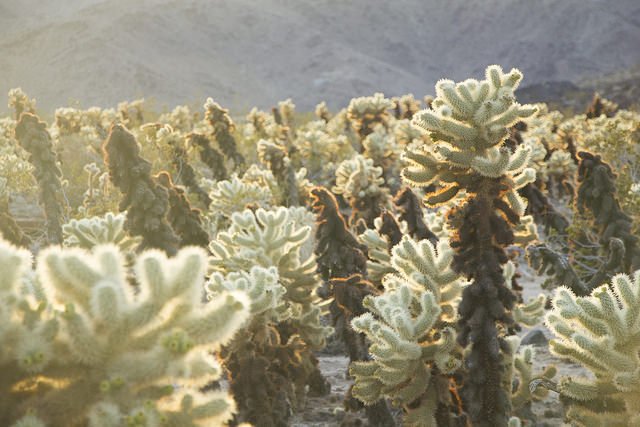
[[102, 124, 179, 255], [14, 113, 64, 245], [155, 171, 209, 248]]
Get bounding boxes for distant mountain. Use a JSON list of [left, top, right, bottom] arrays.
[[1, 0, 639, 113]]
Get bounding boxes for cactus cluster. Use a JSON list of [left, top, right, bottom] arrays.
[[0, 238, 250, 427]]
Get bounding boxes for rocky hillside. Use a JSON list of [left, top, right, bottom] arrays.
[[1, 0, 639, 112]]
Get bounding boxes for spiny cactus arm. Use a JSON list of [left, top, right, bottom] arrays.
[[206, 266, 288, 322], [333, 154, 390, 227], [508, 342, 557, 411], [347, 93, 394, 140], [8, 88, 36, 119], [187, 132, 228, 182]]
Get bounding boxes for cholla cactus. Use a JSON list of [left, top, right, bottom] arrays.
[[359, 214, 406, 286], [155, 172, 209, 248], [205, 173, 273, 220], [405, 65, 537, 426], [0, 178, 30, 247], [545, 272, 640, 426], [257, 139, 303, 206], [208, 208, 331, 424], [502, 336, 556, 421], [0, 238, 250, 427], [585, 93, 618, 119], [577, 151, 640, 272], [333, 154, 391, 228], [62, 212, 140, 251], [393, 187, 438, 244], [150, 125, 211, 207], [294, 122, 354, 183], [117, 99, 145, 128], [102, 124, 180, 255], [209, 206, 330, 347], [187, 132, 228, 182], [363, 124, 402, 191], [315, 101, 331, 123], [158, 105, 197, 133], [347, 93, 394, 141], [8, 88, 36, 119], [15, 113, 65, 245], [204, 98, 244, 169], [78, 162, 119, 217], [310, 187, 368, 282], [350, 236, 465, 426], [392, 94, 421, 120]]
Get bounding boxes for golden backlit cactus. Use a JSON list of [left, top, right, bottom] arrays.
[[0, 238, 250, 427]]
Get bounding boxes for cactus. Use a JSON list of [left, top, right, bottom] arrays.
[[187, 132, 228, 182], [577, 151, 640, 272], [310, 187, 369, 283], [333, 154, 391, 228], [208, 207, 332, 424], [204, 98, 244, 169], [392, 94, 421, 120], [8, 88, 36, 120], [0, 238, 250, 426], [149, 124, 211, 208], [347, 93, 394, 142], [545, 272, 640, 426], [393, 187, 438, 244], [585, 93, 618, 119], [62, 212, 140, 251], [257, 139, 302, 206], [310, 186, 395, 425], [155, 172, 209, 248], [102, 124, 180, 255], [14, 113, 65, 245], [405, 65, 537, 426], [350, 236, 465, 426]]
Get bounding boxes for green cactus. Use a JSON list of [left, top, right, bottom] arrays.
[[0, 238, 250, 427], [545, 272, 640, 426]]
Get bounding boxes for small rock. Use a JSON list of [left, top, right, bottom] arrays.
[[521, 328, 548, 346]]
